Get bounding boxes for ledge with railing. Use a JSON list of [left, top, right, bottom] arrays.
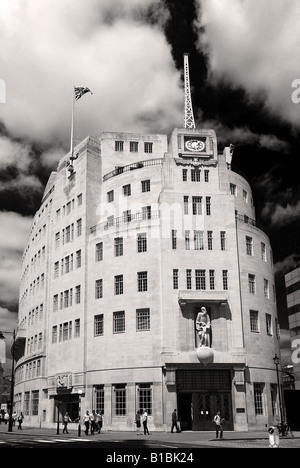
[[103, 158, 163, 182], [90, 210, 160, 234]]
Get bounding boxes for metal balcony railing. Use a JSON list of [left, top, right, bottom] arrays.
[[90, 210, 160, 233], [103, 158, 163, 182]]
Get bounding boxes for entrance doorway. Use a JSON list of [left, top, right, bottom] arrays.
[[176, 368, 234, 431]]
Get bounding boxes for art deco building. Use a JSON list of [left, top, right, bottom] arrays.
[[285, 267, 300, 389], [14, 124, 282, 431]]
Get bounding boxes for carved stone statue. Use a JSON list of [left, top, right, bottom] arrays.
[[195, 307, 211, 348]]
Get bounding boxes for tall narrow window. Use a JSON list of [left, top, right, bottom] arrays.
[[194, 230, 204, 250], [130, 141, 139, 152], [222, 270, 228, 290], [191, 169, 200, 181], [209, 270, 215, 290], [144, 142, 153, 153], [264, 278, 270, 298], [77, 218, 82, 237], [114, 384, 126, 415], [204, 170, 209, 182], [136, 308, 150, 331], [185, 231, 190, 250], [75, 285, 81, 304], [266, 314, 272, 335], [207, 231, 213, 250], [96, 242, 103, 261], [95, 279, 103, 299], [261, 242, 267, 261], [254, 383, 264, 415], [115, 140, 124, 151], [173, 269, 178, 290], [182, 169, 187, 181], [246, 236, 253, 255], [137, 233, 147, 253], [76, 250, 81, 268], [250, 310, 259, 333], [230, 183, 237, 195], [248, 274, 256, 294], [184, 196, 189, 215], [94, 314, 104, 336], [142, 206, 151, 220], [115, 275, 123, 295], [186, 269, 192, 289], [123, 184, 131, 197], [107, 190, 114, 202], [172, 230, 177, 250], [206, 197, 211, 215], [114, 237, 123, 257], [138, 383, 152, 415], [220, 231, 226, 251]]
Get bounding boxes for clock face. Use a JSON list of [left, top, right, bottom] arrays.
[[185, 139, 206, 152]]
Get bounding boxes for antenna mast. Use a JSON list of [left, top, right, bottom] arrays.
[[183, 53, 195, 129]]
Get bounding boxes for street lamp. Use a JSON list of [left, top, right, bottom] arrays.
[[0, 330, 16, 432], [273, 354, 283, 426], [78, 390, 82, 436]]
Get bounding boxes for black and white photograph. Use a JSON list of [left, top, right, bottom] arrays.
[[0, 0, 300, 451]]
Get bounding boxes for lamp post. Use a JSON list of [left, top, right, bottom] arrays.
[[78, 390, 82, 436], [0, 330, 16, 432], [273, 354, 283, 426]]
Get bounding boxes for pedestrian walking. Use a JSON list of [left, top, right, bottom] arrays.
[[171, 409, 180, 433], [17, 412, 24, 430], [135, 410, 141, 435], [90, 410, 96, 435], [4, 411, 9, 424], [83, 410, 90, 435], [97, 410, 103, 433], [62, 412, 72, 434], [12, 411, 17, 426], [213, 411, 224, 439], [142, 409, 149, 435]]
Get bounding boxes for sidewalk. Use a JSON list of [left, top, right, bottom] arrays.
[[0, 424, 299, 448]]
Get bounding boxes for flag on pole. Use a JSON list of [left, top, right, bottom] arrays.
[[74, 86, 93, 101]]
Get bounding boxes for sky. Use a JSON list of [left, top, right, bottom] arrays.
[[1, 0, 300, 371]]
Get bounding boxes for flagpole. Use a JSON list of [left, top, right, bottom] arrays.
[[70, 86, 75, 160]]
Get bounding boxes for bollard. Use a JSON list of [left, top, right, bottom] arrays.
[[268, 426, 280, 448]]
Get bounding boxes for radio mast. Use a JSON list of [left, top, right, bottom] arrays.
[[183, 53, 195, 129]]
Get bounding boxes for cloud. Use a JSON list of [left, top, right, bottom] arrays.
[[262, 200, 300, 227], [0, 0, 182, 147], [274, 253, 300, 275], [196, 0, 300, 129], [0, 212, 32, 308], [0, 136, 32, 171]]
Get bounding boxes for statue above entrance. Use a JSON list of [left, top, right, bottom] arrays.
[[195, 307, 211, 348]]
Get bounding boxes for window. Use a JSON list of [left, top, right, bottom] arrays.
[[248, 274, 256, 294], [191, 169, 200, 181], [138, 271, 148, 292], [77, 218, 82, 237], [96, 242, 103, 262], [206, 197, 211, 215], [182, 169, 187, 181], [136, 308, 150, 331], [250, 310, 259, 333], [75, 285, 81, 304], [172, 230, 177, 250], [74, 319, 80, 338], [65, 256, 70, 274], [76, 250, 81, 268], [209, 270, 215, 290], [184, 196, 189, 215], [230, 183, 237, 195], [266, 314, 272, 335], [77, 193, 82, 206], [130, 141, 139, 152], [173, 269, 178, 289], [192, 196, 202, 215], [53, 295, 58, 312], [220, 231, 226, 251], [142, 206, 151, 220], [141, 180, 150, 192], [194, 231, 204, 250], [222, 270, 228, 290], [107, 215, 114, 227], [254, 383, 264, 415], [264, 278, 270, 298], [65, 225, 71, 243], [114, 237, 123, 257], [115, 275, 123, 295], [55, 232, 60, 249], [64, 290, 69, 308], [123, 210, 131, 223], [186, 269, 192, 289], [144, 142, 153, 153], [115, 140, 124, 152], [195, 270, 206, 290], [114, 384, 126, 415], [95, 279, 103, 299], [63, 322, 69, 341], [123, 184, 131, 197], [243, 189, 248, 203], [107, 190, 114, 202], [54, 261, 59, 279], [113, 311, 125, 334], [94, 314, 104, 336], [95, 385, 104, 415], [207, 231, 213, 250], [137, 233, 147, 252], [31, 391, 39, 416], [138, 383, 152, 415], [246, 236, 253, 255], [204, 170, 209, 182], [261, 242, 267, 261], [185, 231, 190, 250]]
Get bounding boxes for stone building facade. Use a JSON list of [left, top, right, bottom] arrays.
[[15, 127, 281, 431]]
